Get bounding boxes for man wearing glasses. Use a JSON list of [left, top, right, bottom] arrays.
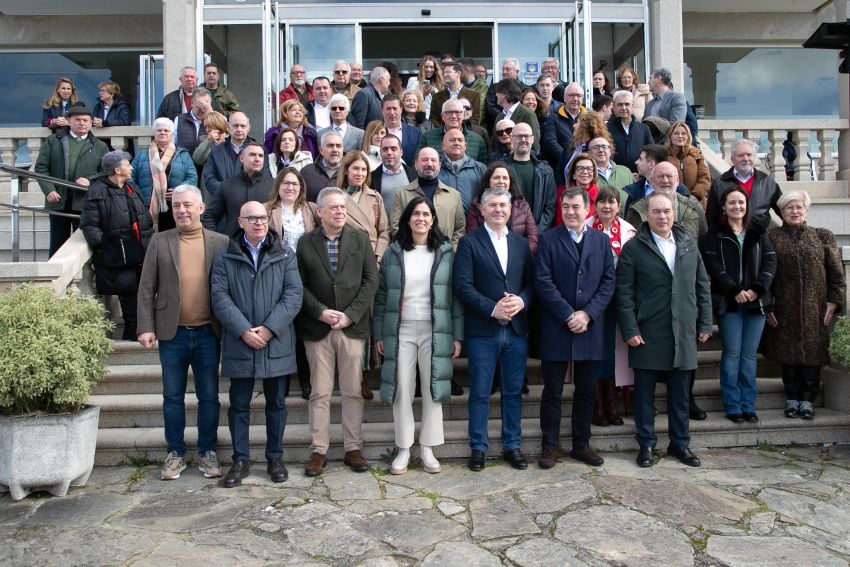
[[332, 60, 360, 102], [212, 200, 304, 487], [543, 82, 586, 182], [203, 142, 273, 236], [279, 64, 313, 108]]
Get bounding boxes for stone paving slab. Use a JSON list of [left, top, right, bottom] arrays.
[[2, 446, 850, 566]]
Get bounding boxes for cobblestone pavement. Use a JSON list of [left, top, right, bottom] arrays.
[[2, 445, 850, 566]]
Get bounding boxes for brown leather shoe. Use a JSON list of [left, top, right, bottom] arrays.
[[304, 452, 326, 477], [570, 446, 604, 466], [602, 379, 624, 426], [538, 447, 558, 469], [592, 381, 609, 427], [343, 450, 369, 472]]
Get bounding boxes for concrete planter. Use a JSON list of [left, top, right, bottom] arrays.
[[0, 405, 100, 500]]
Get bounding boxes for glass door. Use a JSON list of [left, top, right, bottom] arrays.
[[261, 0, 282, 132], [138, 54, 164, 126], [571, 0, 593, 102]]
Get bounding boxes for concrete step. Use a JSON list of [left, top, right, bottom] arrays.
[[92, 407, 850, 466], [88, 379, 793, 430], [92, 350, 782, 397]]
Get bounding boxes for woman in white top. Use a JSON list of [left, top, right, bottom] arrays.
[[266, 167, 317, 399], [361, 120, 387, 171], [405, 55, 444, 121], [270, 128, 313, 176], [586, 186, 637, 424], [374, 196, 463, 475]]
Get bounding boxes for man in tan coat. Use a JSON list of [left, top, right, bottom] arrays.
[[137, 184, 229, 482], [390, 147, 465, 250]]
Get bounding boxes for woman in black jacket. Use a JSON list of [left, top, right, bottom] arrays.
[[80, 151, 154, 340], [700, 188, 776, 424]]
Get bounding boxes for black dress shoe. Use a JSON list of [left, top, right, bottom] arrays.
[[267, 458, 288, 483], [503, 448, 528, 470], [468, 450, 486, 472], [637, 447, 654, 468], [451, 379, 464, 396], [689, 400, 707, 421], [742, 412, 759, 423], [667, 445, 701, 467], [222, 460, 250, 488], [300, 383, 311, 400], [726, 413, 744, 423], [570, 446, 604, 466]]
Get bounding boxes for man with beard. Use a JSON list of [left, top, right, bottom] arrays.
[[390, 147, 465, 250], [279, 64, 313, 108], [300, 131, 344, 202]]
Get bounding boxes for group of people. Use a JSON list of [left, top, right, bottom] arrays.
[[34, 54, 844, 485]]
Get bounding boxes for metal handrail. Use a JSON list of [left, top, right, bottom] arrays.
[[0, 164, 89, 262]]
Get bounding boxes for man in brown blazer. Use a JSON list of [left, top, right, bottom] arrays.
[[137, 184, 229, 482], [296, 187, 378, 476]]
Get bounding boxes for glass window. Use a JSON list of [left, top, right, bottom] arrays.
[[291, 25, 355, 78], [498, 23, 563, 85], [684, 47, 839, 119], [0, 51, 159, 126]]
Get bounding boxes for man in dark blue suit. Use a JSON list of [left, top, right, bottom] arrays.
[[381, 94, 421, 166], [453, 189, 535, 472], [534, 187, 615, 469], [348, 67, 388, 130]]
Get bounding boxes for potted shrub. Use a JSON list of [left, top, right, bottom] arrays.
[[829, 316, 850, 369], [0, 285, 113, 500]]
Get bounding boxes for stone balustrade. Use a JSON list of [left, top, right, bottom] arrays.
[[0, 126, 153, 191], [698, 119, 847, 182]]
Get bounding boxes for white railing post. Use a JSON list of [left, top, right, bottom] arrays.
[[767, 129, 787, 179], [794, 129, 812, 181], [0, 137, 15, 187], [817, 129, 837, 182], [719, 130, 736, 163]]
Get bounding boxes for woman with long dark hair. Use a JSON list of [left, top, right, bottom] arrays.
[[374, 196, 463, 475]]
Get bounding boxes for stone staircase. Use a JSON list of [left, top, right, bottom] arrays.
[[88, 337, 850, 466]]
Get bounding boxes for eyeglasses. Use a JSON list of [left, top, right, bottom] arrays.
[[279, 181, 300, 187], [566, 93, 584, 98], [589, 144, 610, 151], [330, 106, 346, 111], [574, 166, 595, 173], [333, 70, 349, 74], [496, 128, 513, 136], [443, 110, 463, 115], [290, 70, 306, 75], [782, 205, 806, 212], [512, 133, 533, 139], [241, 215, 269, 225]]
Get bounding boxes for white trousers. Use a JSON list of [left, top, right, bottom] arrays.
[[394, 319, 444, 448]]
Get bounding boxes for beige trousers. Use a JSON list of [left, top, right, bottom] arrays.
[[305, 330, 365, 454], [393, 319, 445, 448]]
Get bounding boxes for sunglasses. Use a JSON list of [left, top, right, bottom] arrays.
[[496, 127, 513, 136], [330, 106, 346, 111]]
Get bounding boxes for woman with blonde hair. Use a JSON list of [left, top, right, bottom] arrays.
[[263, 99, 318, 159], [406, 55, 445, 120], [266, 166, 318, 399], [362, 120, 387, 170], [191, 111, 229, 200], [42, 77, 82, 130], [401, 89, 431, 131], [616, 66, 651, 120], [666, 121, 710, 204], [560, 111, 612, 184]]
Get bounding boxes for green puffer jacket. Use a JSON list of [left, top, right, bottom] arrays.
[[373, 241, 464, 403]]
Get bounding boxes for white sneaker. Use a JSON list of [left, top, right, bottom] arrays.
[[161, 451, 187, 480], [391, 447, 410, 475], [199, 450, 223, 478], [420, 445, 441, 474]]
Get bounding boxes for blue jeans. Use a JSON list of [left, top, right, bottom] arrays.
[[467, 327, 527, 453], [159, 325, 221, 456], [718, 310, 765, 414]]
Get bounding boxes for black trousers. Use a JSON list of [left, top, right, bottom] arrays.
[[228, 376, 287, 463], [118, 293, 138, 340], [540, 360, 598, 450], [48, 214, 80, 258], [781, 364, 821, 403]]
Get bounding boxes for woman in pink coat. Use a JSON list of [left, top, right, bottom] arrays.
[[586, 186, 637, 424]]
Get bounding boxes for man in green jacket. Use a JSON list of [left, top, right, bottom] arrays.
[[616, 192, 713, 469], [35, 104, 108, 257], [203, 63, 240, 116], [418, 99, 488, 164], [297, 187, 378, 477]]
